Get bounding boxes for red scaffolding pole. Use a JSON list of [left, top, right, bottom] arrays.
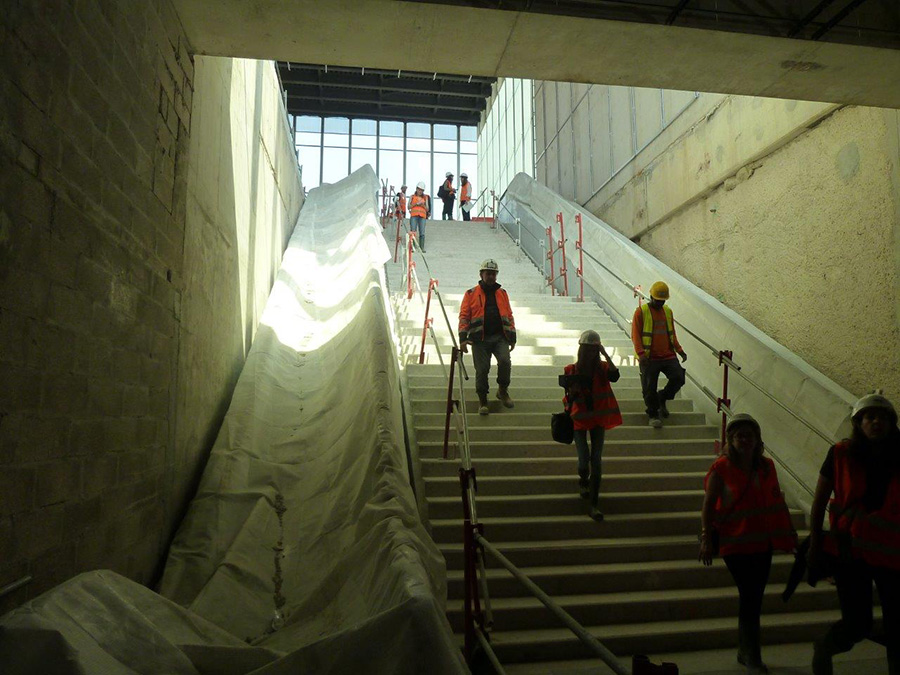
[[419, 278, 437, 364], [406, 232, 415, 299], [575, 213, 584, 302]]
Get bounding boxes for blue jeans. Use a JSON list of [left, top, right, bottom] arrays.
[[574, 426, 605, 506], [409, 216, 426, 250]]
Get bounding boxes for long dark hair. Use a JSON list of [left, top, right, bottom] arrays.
[[575, 344, 601, 379], [724, 421, 768, 476]]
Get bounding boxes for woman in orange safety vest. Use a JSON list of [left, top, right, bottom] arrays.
[[808, 392, 900, 675], [561, 330, 622, 522], [408, 182, 430, 252], [700, 413, 797, 674], [459, 173, 472, 221]]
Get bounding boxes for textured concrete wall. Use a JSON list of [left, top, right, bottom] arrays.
[[535, 81, 900, 404], [0, 2, 301, 614]]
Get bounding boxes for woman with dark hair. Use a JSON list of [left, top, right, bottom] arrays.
[[809, 392, 900, 675], [699, 414, 797, 674], [561, 330, 622, 522]]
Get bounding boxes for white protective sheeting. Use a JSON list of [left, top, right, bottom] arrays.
[[499, 172, 856, 512], [0, 166, 466, 675]]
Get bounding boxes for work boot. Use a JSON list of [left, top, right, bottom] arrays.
[[811, 640, 833, 675], [478, 393, 489, 416], [649, 416, 663, 428], [496, 387, 514, 408], [658, 392, 669, 418], [590, 506, 604, 522], [578, 478, 590, 499]]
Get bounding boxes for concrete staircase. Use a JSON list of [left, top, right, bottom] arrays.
[[382, 219, 842, 672]]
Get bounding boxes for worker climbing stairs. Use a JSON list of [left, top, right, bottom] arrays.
[[382, 215, 864, 673]]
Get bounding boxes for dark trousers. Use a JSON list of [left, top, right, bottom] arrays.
[[461, 203, 471, 221], [471, 333, 511, 395], [574, 427, 605, 506], [442, 198, 454, 220], [816, 558, 900, 674], [723, 549, 773, 665], [640, 358, 685, 417]]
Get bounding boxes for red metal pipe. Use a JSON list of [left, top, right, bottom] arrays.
[[575, 213, 584, 302], [546, 223, 556, 296], [393, 213, 403, 263], [558, 212, 569, 297], [419, 278, 437, 364], [443, 347, 458, 459], [407, 232, 415, 299]]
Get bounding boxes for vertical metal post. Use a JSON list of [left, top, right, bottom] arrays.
[[444, 347, 459, 460], [546, 221, 556, 297], [575, 213, 584, 302], [407, 232, 415, 300], [394, 212, 403, 263], [419, 279, 437, 364], [717, 350, 733, 450], [459, 467, 479, 664], [558, 212, 568, 297]]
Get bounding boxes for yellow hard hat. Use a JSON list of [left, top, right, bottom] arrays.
[[649, 281, 670, 301]]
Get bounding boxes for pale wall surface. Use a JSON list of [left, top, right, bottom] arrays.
[[0, 1, 302, 614]]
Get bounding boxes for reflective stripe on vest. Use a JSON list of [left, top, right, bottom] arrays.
[[410, 194, 428, 218], [638, 303, 675, 355], [460, 183, 471, 201]]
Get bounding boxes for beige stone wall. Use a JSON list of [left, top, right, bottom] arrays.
[[0, 2, 301, 613], [535, 80, 900, 405]]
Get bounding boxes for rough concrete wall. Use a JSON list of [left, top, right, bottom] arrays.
[[172, 56, 303, 531], [0, 1, 301, 614], [640, 105, 900, 404]]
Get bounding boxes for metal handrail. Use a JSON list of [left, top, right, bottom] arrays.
[[476, 534, 630, 675], [0, 575, 32, 599]]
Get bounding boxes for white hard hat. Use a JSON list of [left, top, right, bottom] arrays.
[[460, 173, 468, 178], [416, 181, 425, 190], [726, 413, 761, 436], [852, 390, 897, 421], [578, 330, 601, 346], [479, 259, 499, 273], [446, 172, 453, 178]]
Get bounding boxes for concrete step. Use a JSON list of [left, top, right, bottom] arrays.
[[398, 332, 628, 347], [445, 585, 838, 633], [410, 353, 643, 367], [419, 439, 713, 459], [413, 343, 634, 359], [409, 363, 644, 376], [406, 373, 647, 388], [408, 386, 648, 403], [412, 397, 691, 414], [471, 610, 851, 664], [426, 490, 703, 518], [414, 411, 707, 428], [420, 455, 716, 477], [429, 511, 805, 544], [415, 424, 718, 443], [424, 472, 707, 497]]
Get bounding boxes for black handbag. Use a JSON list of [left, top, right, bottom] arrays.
[[551, 409, 574, 444]]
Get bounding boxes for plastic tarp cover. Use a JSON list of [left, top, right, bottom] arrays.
[[499, 172, 856, 512], [0, 166, 467, 675]]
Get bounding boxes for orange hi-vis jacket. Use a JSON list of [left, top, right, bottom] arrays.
[[460, 182, 471, 202], [395, 193, 407, 217], [458, 284, 516, 343], [706, 455, 797, 556], [409, 193, 429, 218], [632, 303, 682, 360], [562, 363, 623, 431], [824, 440, 900, 571]]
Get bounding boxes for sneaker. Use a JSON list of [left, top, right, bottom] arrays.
[[590, 506, 604, 522], [578, 480, 590, 499], [478, 394, 489, 416], [649, 416, 663, 428], [658, 393, 669, 418], [496, 388, 514, 409]]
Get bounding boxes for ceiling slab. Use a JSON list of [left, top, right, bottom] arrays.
[[173, 0, 900, 108]]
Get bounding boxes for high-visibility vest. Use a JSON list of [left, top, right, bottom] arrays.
[[396, 193, 407, 216], [458, 284, 516, 343], [460, 182, 471, 202], [442, 179, 455, 199], [706, 455, 797, 556], [562, 363, 622, 431], [636, 303, 675, 357], [409, 193, 429, 218], [824, 441, 900, 571]]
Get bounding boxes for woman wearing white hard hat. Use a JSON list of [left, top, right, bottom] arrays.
[[560, 330, 622, 522], [408, 181, 431, 252], [809, 391, 900, 675], [699, 413, 797, 674]]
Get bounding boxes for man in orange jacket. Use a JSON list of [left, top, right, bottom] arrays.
[[631, 281, 687, 428], [458, 258, 516, 415]]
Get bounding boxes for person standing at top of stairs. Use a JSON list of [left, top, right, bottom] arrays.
[[561, 329, 623, 522], [458, 258, 516, 415], [408, 182, 431, 252], [632, 281, 688, 428], [439, 172, 456, 220], [458, 173, 472, 221]]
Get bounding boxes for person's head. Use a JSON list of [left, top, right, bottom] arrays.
[[649, 281, 669, 309], [415, 181, 425, 195], [576, 330, 602, 373], [850, 392, 897, 443], [446, 171, 454, 183], [400, 184, 407, 193], [461, 172, 468, 184], [479, 258, 499, 284], [724, 413, 765, 469]]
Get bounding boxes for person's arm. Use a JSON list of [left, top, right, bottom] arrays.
[[458, 291, 472, 352], [808, 473, 834, 567], [506, 291, 516, 352], [699, 469, 723, 566], [670, 316, 687, 362], [631, 307, 646, 362]]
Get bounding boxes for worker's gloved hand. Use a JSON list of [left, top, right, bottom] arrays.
[[460, 341, 471, 354], [638, 352, 649, 365], [508, 342, 516, 353], [679, 351, 688, 363]]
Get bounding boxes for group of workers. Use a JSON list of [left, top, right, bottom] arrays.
[[457, 259, 899, 675], [392, 172, 473, 253]]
